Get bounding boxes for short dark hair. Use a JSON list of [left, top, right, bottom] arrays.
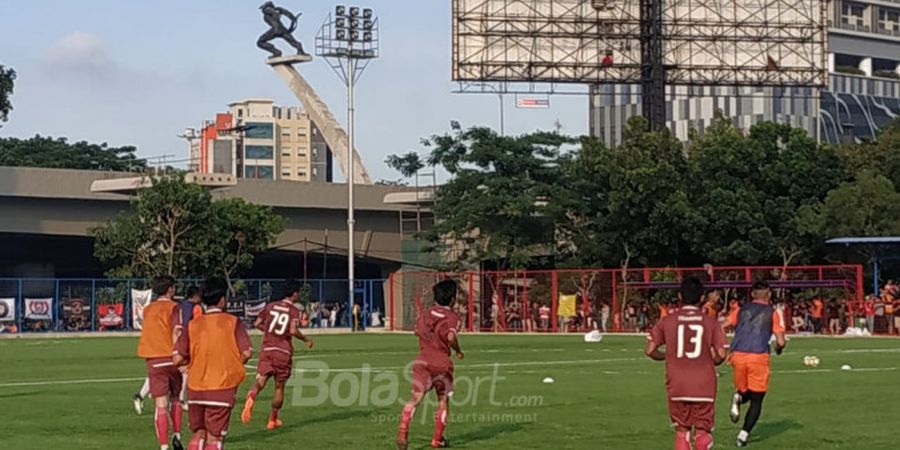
[[752, 280, 770, 291], [185, 286, 201, 299], [433, 279, 458, 307], [281, 279, 301, 299], [151, 276, 176, 297], [679, 277, 705, 305], [201, 277, 228, 307]]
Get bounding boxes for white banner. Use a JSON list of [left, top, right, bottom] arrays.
[[0, 298, 15, 322], [131, 289, 153, 330], [24, 298, 53, 320]]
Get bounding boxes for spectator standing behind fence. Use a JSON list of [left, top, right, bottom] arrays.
[[539, 303, 550, 330], [600, 302, 610, 333], [828, 299, 841, 335], [811, 297, 824, 333], [864, 295, 876, 333]]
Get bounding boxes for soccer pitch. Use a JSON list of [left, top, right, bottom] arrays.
[[1, 334, 899, 449]]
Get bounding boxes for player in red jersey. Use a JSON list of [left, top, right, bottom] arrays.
[[240, 280, 313, 430], [646, 277, 729, 450], [397, 279, 464, 450]]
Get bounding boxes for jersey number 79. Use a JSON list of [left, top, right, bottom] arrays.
[[268, 311, 290, 335]]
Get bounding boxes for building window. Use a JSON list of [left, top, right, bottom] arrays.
[[879, 8, 900, 32], [312, 147, 318, 158], [312, 127, 318, 137], [237, 109, 243, 118], [244, 122, 274, 139], [281, 167, 291, 177], [281, 147, 291, 157], [245, 145, 274, 160], [245, 165, 274, 179], [312, 167, 318, 178], [298, 168, 307, 177], [281, 126, 292, 135], [842, 2, 866, 27], [297, 146, 307, 157], [298, 127, 308, 135]]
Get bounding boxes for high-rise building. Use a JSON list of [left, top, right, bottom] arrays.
[[188, 99, 333, 182], [590, 0, 900, 146]]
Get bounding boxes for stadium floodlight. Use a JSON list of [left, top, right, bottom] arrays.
[[316, 6, 379, 314]]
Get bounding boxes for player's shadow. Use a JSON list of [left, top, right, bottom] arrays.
[[450, 422, 526, 446], [751, 419, 801, 443], [226, 409, 372, 444]]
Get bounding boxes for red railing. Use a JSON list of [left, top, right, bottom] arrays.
[[388, 265, 864, 333]]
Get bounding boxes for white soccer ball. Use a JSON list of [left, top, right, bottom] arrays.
[[803, 356, 820, 367], [542, 377, 555, 384], [841, 364, 852, 371]]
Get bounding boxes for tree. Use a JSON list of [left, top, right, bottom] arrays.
[[404, 125, 575, 269], [204, 198, 285, 292], [92, 174, 284, 280], [92, 175, 213, 278], [0, 135, 145, 171], [837, 118, 900, 189], [557, 117, 696, 268], [797, 171, 900, 240], [686, 117, 844, 265], [0, 65, 14, 126], [385, 152, 425, 178]]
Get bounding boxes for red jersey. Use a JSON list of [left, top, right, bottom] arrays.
[[649, 305, 728, 402], [416, 305, 461, 363], [259, 300, 301, 356]]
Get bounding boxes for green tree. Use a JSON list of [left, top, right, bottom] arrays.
[[92, 175, 213, 278], [687, 118, 844, 265], [204, 198, 285, 291], [0, 65, 14, 126], [0, 135, 145, 171], [92, 175, 284, 280], [557, 117, 695, 268], [405, 124, 575, 269], [837, 118, 900, 189], [797, 170, 900, 240]]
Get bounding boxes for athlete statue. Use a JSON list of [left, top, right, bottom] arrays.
[[257, 2, 308, 57]]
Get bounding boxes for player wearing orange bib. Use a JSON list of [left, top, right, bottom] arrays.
[[726, 281, 786, 447], [136, 276, 185, 450], [173, 277, 253, 450]]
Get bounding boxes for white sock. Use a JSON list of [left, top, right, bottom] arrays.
[[174, 432, 181, 440], [160, 445, 169, 450], [738, 430, 750, 441], [139, 378, 151, 399]]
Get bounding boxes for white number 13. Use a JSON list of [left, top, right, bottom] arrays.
[[676, 324, 704, 359], [268, 311, 290, 335]]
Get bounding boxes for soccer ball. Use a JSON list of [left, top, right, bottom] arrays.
[[803, 356, 820, 367]]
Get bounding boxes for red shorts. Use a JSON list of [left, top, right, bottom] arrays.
[[668, 399, 715, 431], [257, 350, 293, 383], [411, 358, 454, 397], [145, 358, 182, 399], [189, 403, 232, 438]]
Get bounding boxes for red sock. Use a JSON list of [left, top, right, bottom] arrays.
[[432, 403, 448, 444], [247, 389, 257, 401], [695, 430, 714, 450], [397, 404, 415, 441], [154, 406, 168, 446], [170, 401, 183, 434], [270, 408, 280, 422], [188, 435, 204, 450], [674, 430, 691, 450]]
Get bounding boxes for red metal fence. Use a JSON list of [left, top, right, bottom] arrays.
[[388, 265, 864, 333]]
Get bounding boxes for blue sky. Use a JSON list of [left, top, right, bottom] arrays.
[[0, 0, 588, 181]]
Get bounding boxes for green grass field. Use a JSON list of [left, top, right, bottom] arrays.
[[2, 333, 900, 449]]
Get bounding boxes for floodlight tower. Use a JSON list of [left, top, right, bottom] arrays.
[[316, 5, 379, 311]]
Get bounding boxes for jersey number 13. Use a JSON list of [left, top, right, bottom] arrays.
[[676, 324, 704, 359]]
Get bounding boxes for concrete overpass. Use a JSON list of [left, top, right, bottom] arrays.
[[0, 166, 420, 278]]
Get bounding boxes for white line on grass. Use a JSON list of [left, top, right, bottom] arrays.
[[0, 376, 145, 388]]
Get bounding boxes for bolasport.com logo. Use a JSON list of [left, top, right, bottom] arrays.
[[286, 360, 542, 424]]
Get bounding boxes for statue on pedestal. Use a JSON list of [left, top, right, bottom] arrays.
[[257, 1, 308, 57]]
